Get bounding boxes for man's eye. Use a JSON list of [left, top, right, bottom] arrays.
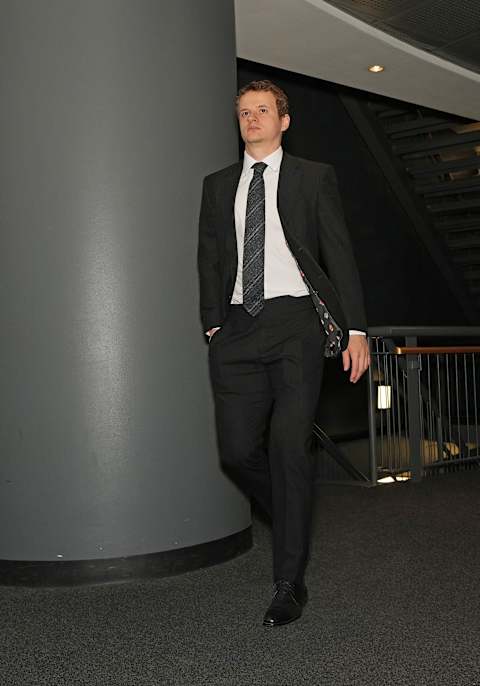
[[259, 108, 267, 113], [241, 111, 249, 117]]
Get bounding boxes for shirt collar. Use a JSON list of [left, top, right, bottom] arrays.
[[242, 146, 283, 174]]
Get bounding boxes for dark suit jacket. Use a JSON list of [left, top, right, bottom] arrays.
[[198, 152, 367, 352]]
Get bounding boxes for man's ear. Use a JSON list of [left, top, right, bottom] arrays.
[[281, 114, 290, 133]]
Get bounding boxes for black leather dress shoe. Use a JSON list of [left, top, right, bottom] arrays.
[[262, 580, 308, 627]]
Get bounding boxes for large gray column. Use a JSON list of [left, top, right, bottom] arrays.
[[0, 0, 250, 574]]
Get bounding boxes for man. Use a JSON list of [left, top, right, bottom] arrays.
[[198, 80, 369, 627]]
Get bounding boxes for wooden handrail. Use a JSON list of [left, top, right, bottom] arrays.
[[393, 346, 480, 354]]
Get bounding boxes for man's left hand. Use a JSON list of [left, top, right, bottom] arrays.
[[342, 335, 370, 383]]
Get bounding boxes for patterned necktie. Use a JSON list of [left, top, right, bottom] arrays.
[[243, 161, 267, 316]]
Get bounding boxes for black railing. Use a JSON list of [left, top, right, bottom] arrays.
[[313, 424, 370, 483], [368, 326, 480, 483]]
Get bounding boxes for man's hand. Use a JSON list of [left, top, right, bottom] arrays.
[[342, 335, 370, 383]]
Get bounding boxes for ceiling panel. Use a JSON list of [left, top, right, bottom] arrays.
[[327, 0, 424, 20], [235, 0, 480, 119], [382, 1, 480, 46], [324, 0, 480, 74], [437, 32, 480, 71]]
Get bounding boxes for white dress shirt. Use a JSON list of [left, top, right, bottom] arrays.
[[228, 147, 365, 338], [232, 147, 308, 302]]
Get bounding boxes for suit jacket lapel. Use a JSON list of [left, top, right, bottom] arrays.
[[223, 152, 302, 242], [223, 161, 243, 278], [277, 152, 303, 240], [220, 153, 302, 278]]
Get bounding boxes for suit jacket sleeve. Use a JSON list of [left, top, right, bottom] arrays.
[[197, 177, 223, 332], [316, 166, 367, 331]]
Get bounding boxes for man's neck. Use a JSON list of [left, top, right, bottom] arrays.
[[245, 142, 281, 161]]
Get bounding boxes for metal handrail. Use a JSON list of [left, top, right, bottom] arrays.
[[368, 328, 480, 483], [368, 326, 480, 337], [394, 346, 480, 354]]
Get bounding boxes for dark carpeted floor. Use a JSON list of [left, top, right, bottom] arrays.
[[1, 471, 480, 686]]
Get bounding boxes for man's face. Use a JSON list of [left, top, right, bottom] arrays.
[[237, 90, 290, 149]]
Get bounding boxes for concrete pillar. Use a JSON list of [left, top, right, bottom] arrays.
[[0, 0, 250, 579]]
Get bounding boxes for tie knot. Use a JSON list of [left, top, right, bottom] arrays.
[[252, 162, 267, 176]]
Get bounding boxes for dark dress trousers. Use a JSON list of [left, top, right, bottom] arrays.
[[198, 152, 367, 584]]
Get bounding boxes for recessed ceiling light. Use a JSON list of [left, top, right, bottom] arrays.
[[368, 65, 385, 73]]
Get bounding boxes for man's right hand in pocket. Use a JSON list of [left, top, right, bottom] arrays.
[[206, 326, 221, 340]]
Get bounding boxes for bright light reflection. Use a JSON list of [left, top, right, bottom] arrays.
[[378, 474, 411, 484], [78, 190, 130, 465], [377, 385, 392, 410]]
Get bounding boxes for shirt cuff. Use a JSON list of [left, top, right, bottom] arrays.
[[348, 329, 366, 336]]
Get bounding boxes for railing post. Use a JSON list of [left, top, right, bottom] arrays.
[[367, 337, 378, 485], [406, 336, 422, 481]]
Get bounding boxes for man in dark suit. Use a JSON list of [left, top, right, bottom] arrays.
[[198, 80, 369, 627]]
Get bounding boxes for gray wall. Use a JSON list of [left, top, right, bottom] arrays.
[[0, 0, 250, 560]]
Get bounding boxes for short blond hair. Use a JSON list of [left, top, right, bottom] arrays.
[[236, 80, 289, 118]]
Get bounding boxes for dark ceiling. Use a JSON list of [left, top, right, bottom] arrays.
[[324, 0, 480, 76]]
